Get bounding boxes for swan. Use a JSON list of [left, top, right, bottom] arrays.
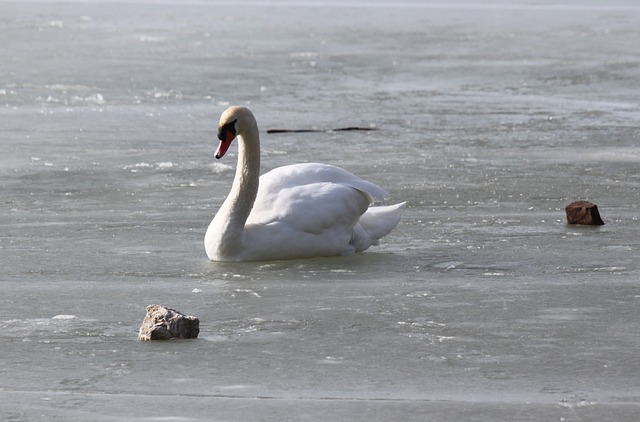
[[204, 106, 405, 261]]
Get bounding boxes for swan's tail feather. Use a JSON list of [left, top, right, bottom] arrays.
[[359, 202, 406, 246]]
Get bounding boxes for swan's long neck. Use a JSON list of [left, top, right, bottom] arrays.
[[209, 124, 260, 257], [228, 129, 260, 223]]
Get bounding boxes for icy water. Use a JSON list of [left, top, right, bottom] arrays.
[[2, 0, 640, 420]]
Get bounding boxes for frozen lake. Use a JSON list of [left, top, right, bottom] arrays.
[[1, 0, 640, 420]]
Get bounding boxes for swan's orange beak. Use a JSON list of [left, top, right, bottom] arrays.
[[215, 125, 236, 159]]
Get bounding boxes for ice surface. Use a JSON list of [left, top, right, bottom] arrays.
[[1, 0, 640, 420]]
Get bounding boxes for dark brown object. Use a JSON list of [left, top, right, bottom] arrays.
[[565, 201, 605, 225], [138, 304, 200, 341]]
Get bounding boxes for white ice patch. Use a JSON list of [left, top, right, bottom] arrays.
[[434, 261, 463, 270], [210, 162, 234, 173], [123, 162, 176, 172], [78, 93, 105, 105], [138, 34, 166, 43], [52, 315, 77, 320]]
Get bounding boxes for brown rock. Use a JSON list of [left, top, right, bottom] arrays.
[[138, 304, 200, 341], [565, 201, 605, 225]]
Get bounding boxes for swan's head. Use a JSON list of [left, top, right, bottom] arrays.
[[215, 106, 257, 159]]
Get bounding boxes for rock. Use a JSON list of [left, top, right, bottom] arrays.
[[565, 201, 605, 225], [138, 304, 200, 341]]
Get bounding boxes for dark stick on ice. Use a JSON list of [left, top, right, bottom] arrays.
[[267, 127, 377, 134]]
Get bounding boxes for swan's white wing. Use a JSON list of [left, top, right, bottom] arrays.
[[248, 163, 387, 228], [241, 181, 368, 260], [257, 163, 389, 203], [247, 180, 368, 231]]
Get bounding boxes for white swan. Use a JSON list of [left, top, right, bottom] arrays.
[[204, 106, 405, 261]]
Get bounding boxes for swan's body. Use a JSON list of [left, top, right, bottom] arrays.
[[204, 106, 405, 261]]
